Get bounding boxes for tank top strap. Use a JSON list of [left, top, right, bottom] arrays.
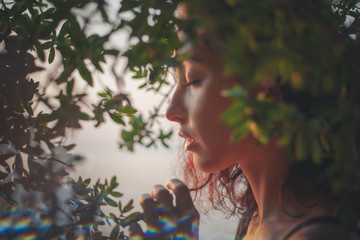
[[283, 216, 339, 240]]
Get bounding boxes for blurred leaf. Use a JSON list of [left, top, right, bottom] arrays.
[[122, 199, 134, 213], [109, 113, 125, 125], [78, 64, 93, 86], [110, 191, 123, 198], [105, 197, 118, 207], [110, 225, 119, 240], [48, 46, 55, 63]]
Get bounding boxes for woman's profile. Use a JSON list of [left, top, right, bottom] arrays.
[[128, 1, 360, 239]]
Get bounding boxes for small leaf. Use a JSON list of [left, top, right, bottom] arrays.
[[83, 178, 91, 186], [110, 191, 123, 198], [36, 44, 45, 62], [104, 50, 119, 56], [78, 111, 90, 120], [109, 113, 125, 125], [105, 197, 118, 207], [121, 212, 143, 227], [110, 225, 119, 240], [42, 41, 53, 49], [120, 106, 137, 115], [11, 1, 26, 13], [78, 65, 93, 86], [48, 47, 55, 64], [118, 200, 122, 212], [110, 176, 117, 188], [122, 199, 134, 213], [64, 144, 76, 150], [98, 92, 107, 98]]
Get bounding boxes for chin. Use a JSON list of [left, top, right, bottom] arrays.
[[192, 154, 225, 173]]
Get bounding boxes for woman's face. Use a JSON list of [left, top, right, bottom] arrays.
[[166, 43, 262, 173]]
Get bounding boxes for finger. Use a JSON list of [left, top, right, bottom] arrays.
[[129, 222, 145, 240], [152, 184, 174, 209], [166, 179, 194, 210], [139, 193, 159, 226], [151, 185, 177, 235], [166, 179, 200, 238]]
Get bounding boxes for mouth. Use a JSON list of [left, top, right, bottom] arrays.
[[178, 131, 198, 151], [178, 131, 196, 142]]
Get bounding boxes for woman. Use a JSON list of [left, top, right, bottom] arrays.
[[129, 1, 360, 239]]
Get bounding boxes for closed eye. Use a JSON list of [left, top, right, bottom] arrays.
[[185, 79, 202, 87]]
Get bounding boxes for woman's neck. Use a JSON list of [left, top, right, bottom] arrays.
[[238, 142, 335, 238], [241, 154, 290, 223]]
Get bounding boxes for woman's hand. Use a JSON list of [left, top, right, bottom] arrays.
[[129, 179, 199, 240]]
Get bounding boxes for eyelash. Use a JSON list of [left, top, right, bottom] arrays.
[[185, 79, 201, 87]]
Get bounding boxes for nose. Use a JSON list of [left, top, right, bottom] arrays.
[[165, 89, 186, 124]]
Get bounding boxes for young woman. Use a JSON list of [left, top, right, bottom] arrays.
[[128, 2, 360, 240]]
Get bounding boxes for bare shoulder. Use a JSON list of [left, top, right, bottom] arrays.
[[288, 223, 355, 240]]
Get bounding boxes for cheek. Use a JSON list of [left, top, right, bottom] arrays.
[[189, 88, 237, 172], [194, 88, 233, 147]]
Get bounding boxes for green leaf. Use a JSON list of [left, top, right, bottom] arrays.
[[121, 212, 143, 227], [110, 176, 118, 188], [119, 106, 137, 115], [105, 197, 118, 207], [42, 41, 53, 49], [110, 191, 123, 198], [64, 144, 76, 150], [11, 1, 26, 13], [49, 46, 55, 63], [36, 44, 45, 62], [109, 113, 125, 125], [118, 200, 122, 212], [103, 50, 119, 56], [23, 103, 34, 116], [110, 225, 119, 240], [122, 199, 134, 213], [83, 178, 91, 186], [78, 64, 93, 86], [98, 92, 107, 98], [78, 112, 90, 120]]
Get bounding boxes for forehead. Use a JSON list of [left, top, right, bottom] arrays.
[[176, 42, 222, 70]]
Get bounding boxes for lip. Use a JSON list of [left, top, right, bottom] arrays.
[[178, 131, 198, 152], [185, 140, 198, 151]]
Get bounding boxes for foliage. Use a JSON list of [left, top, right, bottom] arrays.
[[0, 0, 172, 238], [1, 0, 360, 238], [112, 0, 360, 231]]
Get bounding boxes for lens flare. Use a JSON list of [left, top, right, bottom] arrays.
[[145, 225, 161, 237], [0, 215, 11, 235], [13, 233, 37, 240], [158, 216, 177, 234]]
